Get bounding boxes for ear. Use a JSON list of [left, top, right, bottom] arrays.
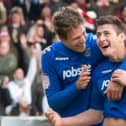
[[119, 32, 125, 40]]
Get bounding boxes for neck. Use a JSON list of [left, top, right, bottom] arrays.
[[109, 49, 125, 62]]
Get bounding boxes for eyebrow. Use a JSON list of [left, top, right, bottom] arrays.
[[73, 31, 85, 40]]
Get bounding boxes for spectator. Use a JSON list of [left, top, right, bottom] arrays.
[[7, 6, 28, 39], [7, 46, 37, 116], [0, 30, 18, 85], [121, 4, 126, 24], [29, 44, 44, 116], [0, 0, 7, 25], [50, 0, 68, 14], [0, 76, 12, 115]]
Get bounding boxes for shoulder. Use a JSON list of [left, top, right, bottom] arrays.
[[118, 57, 126, 70], [8, 81, 16, 88], [5, 52, 17, 59], [86, 33, 99, 50], [4, 53, 18, 66], [41, 41, 63, 63], [42, 41, 62, 56], [86, 33, 97, 44], [92, 59, 109, 79]]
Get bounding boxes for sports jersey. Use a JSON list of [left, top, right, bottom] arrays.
[[91, 57, 126, 120], [41, 33, 104, 117]]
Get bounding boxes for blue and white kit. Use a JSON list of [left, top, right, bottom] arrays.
[[41, 33, 103, 117], [91, 58, 126, 120]]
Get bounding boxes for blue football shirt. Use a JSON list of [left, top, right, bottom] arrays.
[[91, 58, 126, 120], [42, 33, 103, 117]]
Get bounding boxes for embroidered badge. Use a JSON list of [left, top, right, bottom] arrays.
[[84, 48, 91, 57], [42, 74, 50, 89]]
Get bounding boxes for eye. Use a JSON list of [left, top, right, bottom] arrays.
[[96, 32, 100, 38], [104, 31, 111, 37]]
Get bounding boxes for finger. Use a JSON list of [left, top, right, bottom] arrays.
[[111, 73, 121, 82], [78, 82, 89, 89], [113, 69, 123, 74], [45, 108, 54, 115], [45, 111, 51, 118], [81, 80, 90, 86], [77, 80, 90, 89], [113, 89, 122, 101], [82, 64, 88, 71], [106, 89, 112, 100], [79, 76, 91, 82], [111, 77, 120, 83], [112, 69, 124, 77], [116, 86, 123, 100], [79, 78, 91, 85], [112, 73, 120, 78], [118, 89, 123, 100], [116, 91, 122, 100], [107, 87, 123, 101], [45, 108, 56, 119], [111, 89, 118, 101], [80, 71, 91, 77]]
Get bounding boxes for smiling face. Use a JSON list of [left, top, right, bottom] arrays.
[[61, 25, 86, 52], [53, 7, 86, 52], [96, 24, 125, 61]]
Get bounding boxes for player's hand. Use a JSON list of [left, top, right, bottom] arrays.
[[106, 81, 124, 101], [45, 108, 64, 126], [76, 65, 91, 90], [111, 69, 126, 86]]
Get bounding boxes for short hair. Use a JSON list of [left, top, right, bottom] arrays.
[[96, 15, 126, 34], [10, 6, 23, 15], [53, 7, 84, 39]]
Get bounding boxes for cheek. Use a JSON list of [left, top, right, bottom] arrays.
[[67, 40, 76, 47], [73, 39, 80, 45], [96, 40, 100, 46]]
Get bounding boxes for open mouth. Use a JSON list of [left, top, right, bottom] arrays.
[[102, 45, 109, 49]]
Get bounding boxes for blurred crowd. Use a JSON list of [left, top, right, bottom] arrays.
[[0, 0, 126, 117]]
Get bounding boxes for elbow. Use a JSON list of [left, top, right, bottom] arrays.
[[48, 98, 62, 112]]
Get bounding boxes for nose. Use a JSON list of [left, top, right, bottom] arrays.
[[80, 34, 86, 44], [80, 36, 84, 43]]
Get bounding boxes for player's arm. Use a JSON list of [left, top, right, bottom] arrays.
[[111, 69, 126, 86], [106, 68, 126, 100], [42, 51, 88, 111], [46, 108, 103, 126]]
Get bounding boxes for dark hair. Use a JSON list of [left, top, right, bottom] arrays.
[[96, 15, 126, 35], [53, 7, 84, 39]]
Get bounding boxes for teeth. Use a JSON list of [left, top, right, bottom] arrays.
[[103, 46, 107, 48], [102, 45, 109, 48]]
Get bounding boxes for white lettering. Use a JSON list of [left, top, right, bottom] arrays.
[[63, 65, 91, 80], [101, 80, 110, 90]]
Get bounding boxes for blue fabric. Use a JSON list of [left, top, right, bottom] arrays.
[[91, 58, 126, 120], [42, 33, 104, 118]]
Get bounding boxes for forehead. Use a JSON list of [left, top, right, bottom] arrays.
[[69, 25, 85, 39], [96, 24, 116, 33], [16, 69, 23, 74]]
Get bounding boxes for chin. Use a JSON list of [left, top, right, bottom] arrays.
[[74, 47, 85, 52], [79, 48, 85, 52], [103, 53, 111, 57], [101, 50, 108, 55]]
